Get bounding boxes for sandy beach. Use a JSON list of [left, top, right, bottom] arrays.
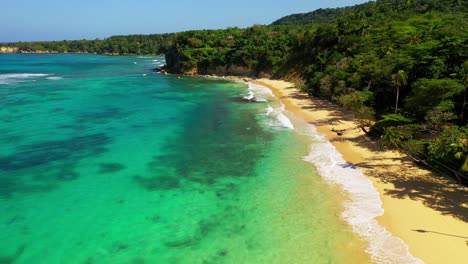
[[252, 78, 468, 264]]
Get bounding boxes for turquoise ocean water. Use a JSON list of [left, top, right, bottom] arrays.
[[0, 54, 391, 263]]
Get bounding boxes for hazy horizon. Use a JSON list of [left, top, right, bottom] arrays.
[[1, 0, 369, 43]]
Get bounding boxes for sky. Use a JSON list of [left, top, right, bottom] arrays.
[[1, 0, 370, 42]]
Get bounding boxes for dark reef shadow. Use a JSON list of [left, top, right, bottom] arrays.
[[133, 174, 180, 191], [0, 244, 26, 264], [73, 106, 130, 125], [0, 133, 111, 198], [98, 163, 125, 174]]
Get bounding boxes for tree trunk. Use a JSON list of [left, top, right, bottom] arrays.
[[359, 125, 369, 134], [395, 86, 400, 114], [460, 93, 466, 122]]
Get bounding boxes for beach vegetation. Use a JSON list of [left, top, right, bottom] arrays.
[[338, 89, 375, 133], [381, 126, 410, 150], [427, 126, 468, 182]]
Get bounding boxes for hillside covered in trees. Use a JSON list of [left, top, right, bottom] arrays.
[[3, 34, 173, 55], [3, 0, 468, 183]]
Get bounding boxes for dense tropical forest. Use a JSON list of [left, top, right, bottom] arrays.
[[3, 34, 172, 55], [3, 0, 468, 183]]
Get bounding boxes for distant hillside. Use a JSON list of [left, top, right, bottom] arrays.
[[271, 0, 466, 26], [271, 6, 352, 26]]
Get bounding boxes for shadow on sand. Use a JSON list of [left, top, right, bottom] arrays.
[[412, 229, 468, 240], [285, 89, 468, 223]]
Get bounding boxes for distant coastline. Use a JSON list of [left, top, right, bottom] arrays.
[[0, 48, 161, 56], [0, 46, 19, 53]]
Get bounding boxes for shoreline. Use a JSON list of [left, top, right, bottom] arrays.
[[250, 78, 468, 264]]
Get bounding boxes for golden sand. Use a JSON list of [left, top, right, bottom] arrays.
[[252, 78, 468, 264]]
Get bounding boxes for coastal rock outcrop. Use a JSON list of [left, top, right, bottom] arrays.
[[153, 64, 168, 75]]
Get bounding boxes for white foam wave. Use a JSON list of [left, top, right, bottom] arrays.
[[277, 111, 294, 129], [265, 106, 274, 115], [244, 82, 293, 129], [0, 73, 51, 85], [242, 83, 271, 102], [46, 76, 62, 80], [151, 59, 166, 65], [248, 82, 273, 100], [303, 126, 423, 264], [264, 104, 294, 129], [243, 90, 255, 101]]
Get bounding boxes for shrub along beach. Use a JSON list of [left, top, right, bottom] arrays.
[[1, 0, 467, 263]]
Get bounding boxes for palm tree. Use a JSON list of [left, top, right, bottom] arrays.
[[392, 70, 408, 114], [459, 61, 468, 122]]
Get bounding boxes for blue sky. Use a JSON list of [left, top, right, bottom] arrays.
[[1, 0, 370, 42]]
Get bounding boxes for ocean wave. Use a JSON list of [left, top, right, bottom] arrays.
[[46, 76, 63, 80], [247, 82, 273, 101], [151, 59, 166, 65], [242, 90, 255, 101], [264, 105, 294, 129], [303, 126, 423, 264], [0, 73, 51, 85], [244, 82, 294, 129], [242, 83, 271, 102]]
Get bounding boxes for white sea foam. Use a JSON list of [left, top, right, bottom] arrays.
[[242, 83, 271, 102], [276, 111, 294, 129], [0, 73, 51, 85], [46, 76, 63, 80], [243, 90, 255, 101], [248, 82, 273, 99], [151, 59, 166, 65], [264, 104, 294, 129], [248, 81, 423, 263], [244, 82, 293, 129], [302, 129, 423, 263]]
